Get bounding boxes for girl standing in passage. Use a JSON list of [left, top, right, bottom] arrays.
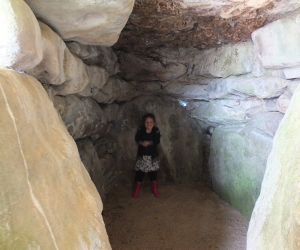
[[132, 113, 161, 199]]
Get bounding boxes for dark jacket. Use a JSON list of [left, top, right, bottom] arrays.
[[135, 126, 161, 158]]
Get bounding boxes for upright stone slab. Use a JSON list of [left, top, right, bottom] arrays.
[[0, 69, 111, 249], [209, 125, 273, 219], [247, 85, 300, 249]]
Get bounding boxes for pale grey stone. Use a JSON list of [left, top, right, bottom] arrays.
[[276, 90, 293, 113], [207, 75, 288, 99], [283, 65, 300, 79], [252, 13, 300, 68], [247, 71, 300, 250], [250, 111, 284, 136], [287, 79, 300, 93], [189, 99, 265, 125], [192, 41, 255, 78], [164, 82, 208, 100], [209, 125, 273, 219]]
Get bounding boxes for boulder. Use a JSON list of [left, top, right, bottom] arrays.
[[0, 69, 110, 249], [209, 125, 273, 219], [53, 95, 107, 140], [250, 111, 284, 137], [93, 77, 138, 104], [252, 13, 300, 68], [0, 0, 42, 70], [27, 22, 66, 85], [192, 41, 255, 78], [247, 78, 300, 250], [77, 65, 109, 97], [24, 0, 134, 46], [52, 49, 89, 95], [67, 42, 119, 76], [76, 138, 105, 199], [207, 75, 289, 99], [189, 99, 265, 125]]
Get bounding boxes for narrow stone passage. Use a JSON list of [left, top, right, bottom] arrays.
[[103, 182, 248, 250]]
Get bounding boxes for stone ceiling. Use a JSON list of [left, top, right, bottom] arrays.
[[114, 0, 300, 54]]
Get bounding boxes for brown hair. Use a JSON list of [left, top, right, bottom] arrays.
[[142, 113, 156, 123]]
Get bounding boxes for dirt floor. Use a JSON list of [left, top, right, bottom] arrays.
[[102, 182, 249, 250]]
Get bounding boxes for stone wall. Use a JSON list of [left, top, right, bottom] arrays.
[[116, 11, 300, 220], [1, 0, 300, 248]]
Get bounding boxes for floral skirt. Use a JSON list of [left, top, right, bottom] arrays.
[[135, 155, 159, 172]]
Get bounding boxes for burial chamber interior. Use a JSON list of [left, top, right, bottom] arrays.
[[1, 0, 300, 249]]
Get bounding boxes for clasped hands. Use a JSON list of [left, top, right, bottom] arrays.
[[140, 141, 150, 147]]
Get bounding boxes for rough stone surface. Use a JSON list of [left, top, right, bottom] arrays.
[[192, 42, 255, 78], [188, 99, 265, 126], [67, 42, 119, 76], [76, 138, 105, 199], [118, 52, 187, 81], [114, 0, 300, 53], [209, 125, 273, 219], [0, 69, 111, 249], [252, 12, 300, 68], [53, 95, 108, 140], [98, 154, 117, 196], [93, 77, 138, 104], [77, 65, 109, 98], [27, 21, 66, 85], [250, 111, 284, 137], [111, 95, 204, 185], [247, 84, 300, 250], [0, 0, 43, 70], [24, 0, 135, 46], [206, 75, 289, 99], [52, 49, 89, 95]]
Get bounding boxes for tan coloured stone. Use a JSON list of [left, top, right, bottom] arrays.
[[24, 0, 135, 46], [27, 22, 66, 85], [247, 81, 300, 250], [0, 0, 43, 70], [77, 65, 109, 97], [0, 69, 111, 249], [52, 49, 89, 95]]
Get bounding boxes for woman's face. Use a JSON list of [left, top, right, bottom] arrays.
[[145, 117, 155, 131]]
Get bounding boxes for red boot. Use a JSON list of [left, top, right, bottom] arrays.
[[132, 182, 141, 199], [151, 181, 160, 198]]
